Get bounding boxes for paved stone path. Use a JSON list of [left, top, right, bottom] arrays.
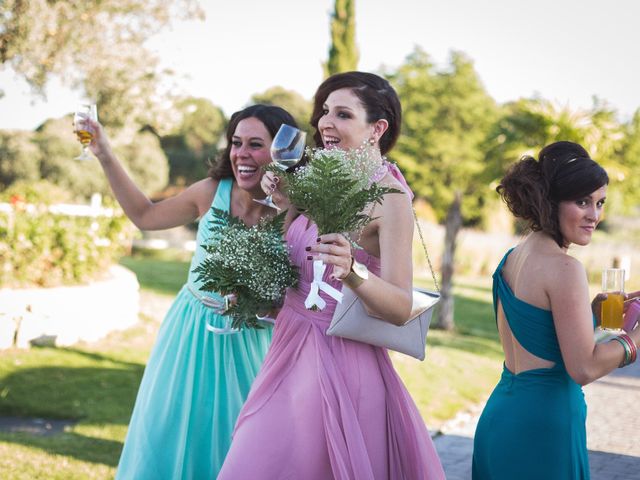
[[433, 360, 640, 479], [0, 417, 76, 436]]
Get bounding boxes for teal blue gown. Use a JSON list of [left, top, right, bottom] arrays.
[[116, 178, 273, 479], [472, 249, 590, 480]]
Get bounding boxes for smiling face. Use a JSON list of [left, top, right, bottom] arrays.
[[229, 117, 273, 193], [558, 185, 607, 247], [317, 88, 387, 150]]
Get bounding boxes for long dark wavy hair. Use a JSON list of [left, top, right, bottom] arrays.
[[208, 104, 298, 179]]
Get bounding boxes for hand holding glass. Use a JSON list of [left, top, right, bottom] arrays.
[[601, 268, 625, 330], [254, 124, 306, 210], [73, 104, 98, 161]]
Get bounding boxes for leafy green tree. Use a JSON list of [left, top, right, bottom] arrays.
[[34, 116, 105, 200], [114, 131, 170, 196], [389, 48, 498, 330], [31, 116, 168, 200], [615, 109, 640, 213], [251, 87, 312, 135], [483, 98, 627, 218], [159, 97, 227, 186], [85, 53, 163, 131], [0, 130, 41, 188], [0, 0, 203, 129], [0, 179, 72, 204], [324, 0, 359, 76], [484, 98, 622, 178], [172, 98, 227, 153]]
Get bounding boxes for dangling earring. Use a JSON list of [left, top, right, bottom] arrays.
[[368, 137, 376, 146]]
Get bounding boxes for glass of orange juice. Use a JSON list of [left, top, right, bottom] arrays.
[[601, 268, 625, 330]]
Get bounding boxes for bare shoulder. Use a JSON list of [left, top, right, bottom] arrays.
[[188, 177, 219, 194], [544, 252, 588, 290], [184, 177, 220, 216], [378, 173, 412, 213], [363, 172, 412, 244]]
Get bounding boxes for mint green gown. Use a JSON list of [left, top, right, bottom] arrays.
[[472, 249, 590, 480], [116, 178, 273, 479]]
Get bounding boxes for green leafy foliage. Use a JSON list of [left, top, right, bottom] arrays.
[[192, 208, 298, 329], [0, 130, 42, 188], [277, 147, 402, 236], [324, 0, 359, 75], [616, 109, 640, 213], [1, 116, 169, 201], [159, 97, 227, 185], [484, 98, 624, 180], [389, 48, 499, 224], [483, 97, 630, 216], [112, 130, 169, 197], [251, 87, 312, 140], [0, 180, 72, 205], [1, 0, 203, 130], [0, 186, 133, 287], [388, 48, 499, 329]]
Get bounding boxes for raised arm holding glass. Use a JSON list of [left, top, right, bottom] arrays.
[[82, 104, 299, 478]]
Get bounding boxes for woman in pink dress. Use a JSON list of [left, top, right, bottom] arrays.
[[218, 72, 445, 479]]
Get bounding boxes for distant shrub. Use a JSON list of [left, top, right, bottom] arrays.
[[0, 179, 72, 205], [0, 183, 134, 288]]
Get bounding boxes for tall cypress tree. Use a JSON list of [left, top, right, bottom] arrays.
[[325, 0, 359, 76]]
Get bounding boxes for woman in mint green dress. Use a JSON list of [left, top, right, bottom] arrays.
[[472, 141, 640, 479], [86, 105, 298, 478]]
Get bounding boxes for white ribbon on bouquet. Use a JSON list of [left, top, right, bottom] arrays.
[[304, 259, 343, 310]]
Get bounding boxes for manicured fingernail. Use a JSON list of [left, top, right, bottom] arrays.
[[316, 237, 321, 242], [306, 255, 313, 260], [305, 246, 311, 251], [274, 177, 280, 183], [271, 183, 276, 189]]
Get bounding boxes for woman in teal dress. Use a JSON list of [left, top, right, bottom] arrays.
[[472, 141, 640, 480], [85, 105, 298, 478]]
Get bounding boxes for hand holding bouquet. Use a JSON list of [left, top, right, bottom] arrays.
[[274, 145, 402, 309], [192, 208, 298, 329]]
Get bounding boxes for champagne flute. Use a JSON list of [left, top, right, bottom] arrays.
[[254, 124, 306, 210], [73, 104, 98, 161]]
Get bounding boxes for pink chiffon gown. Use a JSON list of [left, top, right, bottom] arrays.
[[218, 202, 445, 479]]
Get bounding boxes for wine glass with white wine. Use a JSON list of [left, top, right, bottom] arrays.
[[73, 104, 98, 161], [254, 124, 306, 210]]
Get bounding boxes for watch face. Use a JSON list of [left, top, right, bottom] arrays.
[[352, 260, 369, 280]]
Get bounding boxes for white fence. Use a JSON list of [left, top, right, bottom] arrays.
[[0, 195, 140, 349]]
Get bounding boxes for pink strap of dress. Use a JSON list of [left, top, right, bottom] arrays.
[[372, 161, 414, 200]]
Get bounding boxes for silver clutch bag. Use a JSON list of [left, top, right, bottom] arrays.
[[326, 287, 440, 361], [326, 207, 440, 361]]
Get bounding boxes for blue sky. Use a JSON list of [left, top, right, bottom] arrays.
[[1, 0, 639, 130]]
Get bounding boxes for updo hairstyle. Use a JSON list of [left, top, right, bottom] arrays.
[[497, 141, 609, 247]]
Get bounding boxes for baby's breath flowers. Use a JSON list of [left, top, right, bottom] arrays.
[[273, 144, 403, 310], [275, 144, 402, 236], [192, 208, 298, 329]]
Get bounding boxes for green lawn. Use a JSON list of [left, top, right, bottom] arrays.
[[393, 277, 502, 424], [0, 314, 159, 479], [0, 256, 502, 478], [119, 254, 191, 295]]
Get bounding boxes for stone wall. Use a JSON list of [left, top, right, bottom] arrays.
[[0, 265, 139, 349]]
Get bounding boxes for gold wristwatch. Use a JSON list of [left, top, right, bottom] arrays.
[[341, 258, 369, 289]]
